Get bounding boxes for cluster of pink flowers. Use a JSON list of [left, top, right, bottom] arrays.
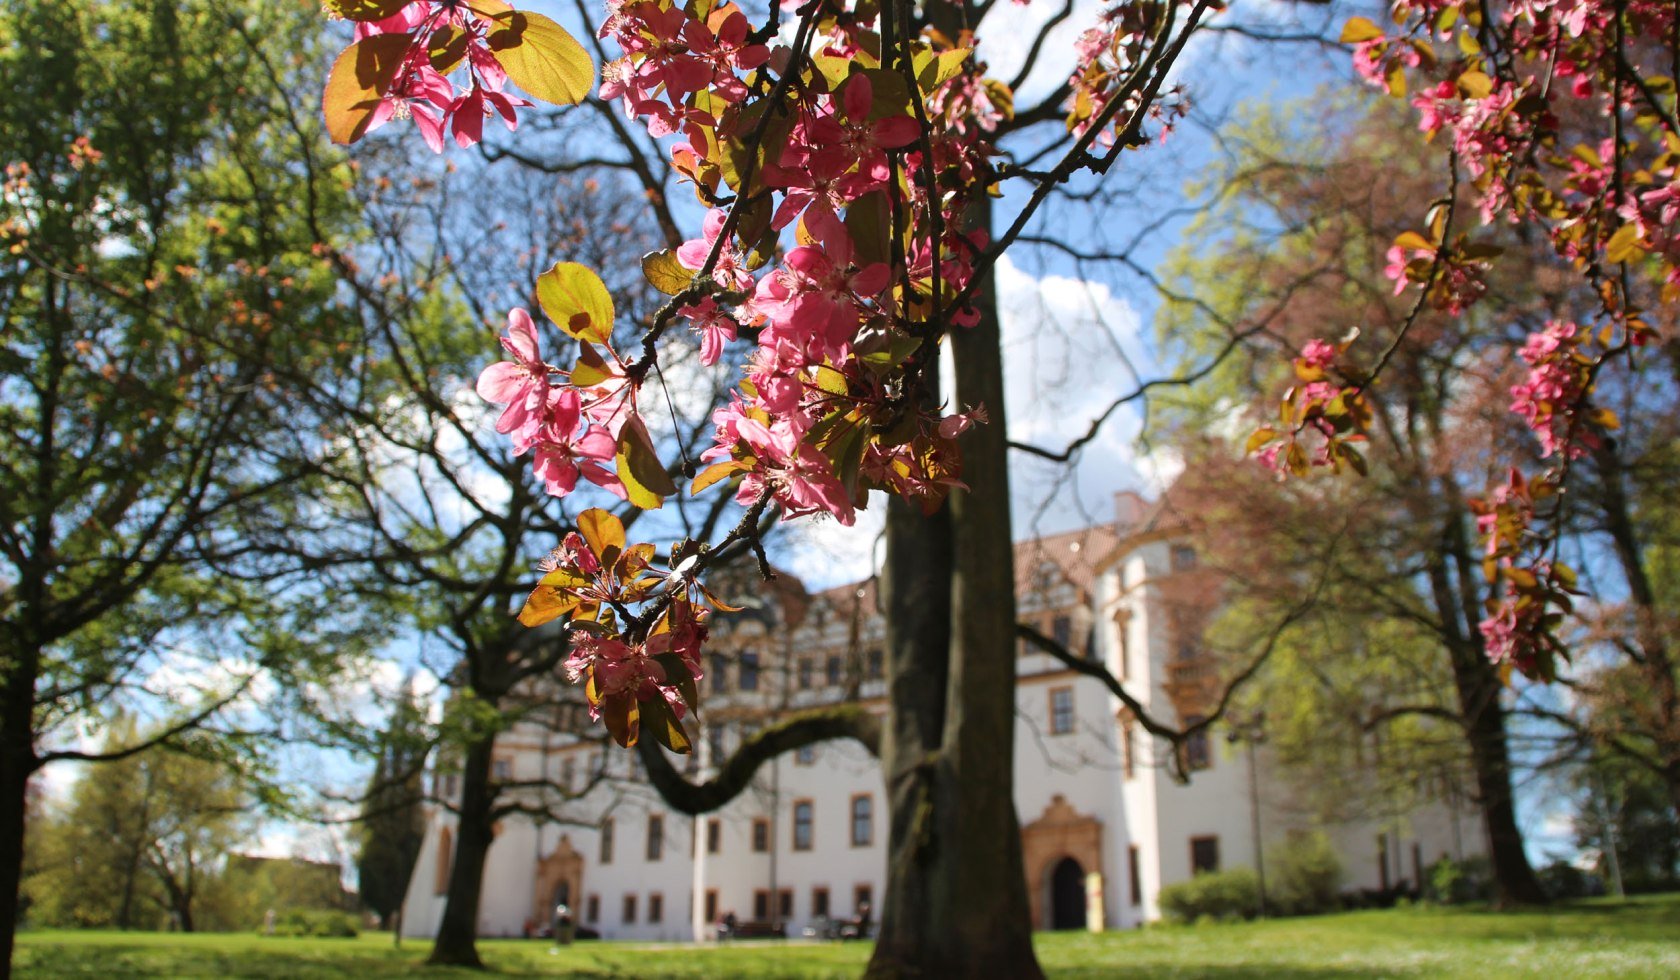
[[328, 1, 533, 152], [1470, 469, 1575, 679], [476, 309, 630, 498], [1251, 338, 1371, 478], [1064, 2, 1194, 146], [1508, 320, 1597, 460]]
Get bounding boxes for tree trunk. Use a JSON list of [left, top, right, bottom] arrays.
[[0, 644, 39, 978], [1591, 440, 1680, 815], [1432, 513, 1547, 906], [427, 735, 497, 967], [867, 196, 1042, 978]]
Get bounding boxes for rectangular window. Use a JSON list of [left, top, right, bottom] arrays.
[[795, 744, 816, 766], [586, 894, 600, 923], [1172, 544, 1197, 571], [1191, 835, 1220, 875], [711, 653, 729, 694], [778, 889, 793, 919], [561, 757, 575, 794], [853, 884, 873, 914], [1049, 686, 1075, 736], [793, 800, 814, 851], [753, 890, 770, 921], [647, 814, 664, 862], [825, 655, 843, 686], [706, 818, 722, 855], [1128, 845, 1142, 905], [752, 817, 770, 853], [1115, 610, 1131, 680], [1121, 718, 1136, 779], [1052, 615, 1073, 650], [600, 817, 614, 864], [623, 894, 637, 924], [442, 774, 458, 798], [434, 827, 452, 895], [797, 658, 813, 689], [704, 889, 718, 924], [1184, 715, 1211, 771], [812, 887, 830, 918], [739, 651, 760, 691], [649, 892, 664, 924], [492, 757, 512, 781], [707, 724, 725, 761], [850, 794, 873, 847], [865, 648, 884, 680]]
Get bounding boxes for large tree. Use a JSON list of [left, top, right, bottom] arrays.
[[22, 721, 247, 933], [313, 0, 1678, 971], [0, 0, 381, 966]]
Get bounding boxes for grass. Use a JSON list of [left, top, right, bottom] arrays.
[[14, 894, 1680, 978]]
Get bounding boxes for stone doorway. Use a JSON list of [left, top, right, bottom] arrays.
[[1020, 795, 1103, 930], [533, 835, 584, 929], [1050, 857, 1087, 930]]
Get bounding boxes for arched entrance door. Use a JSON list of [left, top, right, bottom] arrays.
[[1050, 857, 1086, 930]]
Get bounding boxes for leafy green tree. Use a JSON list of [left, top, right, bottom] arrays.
[[23, 720, 248, 933], [1152, 97, 1548, 903], [0, 0, 378, 961]]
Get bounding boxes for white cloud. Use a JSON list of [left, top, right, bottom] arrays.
[[773, 495, 887, 591]]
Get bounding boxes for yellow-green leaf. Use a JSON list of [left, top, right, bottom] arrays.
[[916, 48, 971, 93], [578, 508, 626, 559], [518, 585, 575, 627], [485, 10, 594, 106], [1245, 427, 1279, 454], [571, 342, 613, 387], [324, 0, 413, 22], [602, 694, 640, 748], [1394, 230, 1435, 252], [322, 33, 414, 146], [641, 250, 692, 295], [616, 416, 676, 510], [537, 262, 615, 344], [428, 25, 469, 75], [1457, 70, 1493, 99], [690, 459, 747, 495], [640, 694, 692, 754], [1339, 16, 1384, 44], [1605, 224, 1644, 264]]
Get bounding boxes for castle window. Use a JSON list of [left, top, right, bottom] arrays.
[[646, 814, 664, 862], [1049, 687, 1075, 736], [1190, 835, 1220, 874], [793, 800, 814, 851], [739, 651, 760, 691], [600, 817, 614, 864], [850, 794, 873, 847]]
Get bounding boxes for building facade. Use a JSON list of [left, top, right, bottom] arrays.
[[400, 492, 1479, 940]]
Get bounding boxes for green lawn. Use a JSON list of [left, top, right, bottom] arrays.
[[15, 894, 1680, 978]]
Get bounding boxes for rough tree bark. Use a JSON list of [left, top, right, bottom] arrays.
[[1590, 438, 1680, 818], [1432, 508, 1548, 906], [866, 195, 1042, 978], [427, 734, 499, 967]]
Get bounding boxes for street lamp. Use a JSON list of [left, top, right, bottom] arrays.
[[1226, 712, 1268, 916]]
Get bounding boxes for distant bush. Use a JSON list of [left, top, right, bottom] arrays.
[[1269, 831, 1343, 916], [1158, 868, 1261, 923], [1425, 855, 1492, 905], [266, 909, 359, 938], [1538, 859, 1601, 900]]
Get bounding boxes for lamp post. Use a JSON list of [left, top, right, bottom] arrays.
[[1226, 712, 1268, 916]]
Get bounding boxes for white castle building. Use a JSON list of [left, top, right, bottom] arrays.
[[401, 490, 1479, 940]]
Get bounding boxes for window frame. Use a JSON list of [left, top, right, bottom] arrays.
[[849, 793, 873, 847], [646, 813, 664, 862], [1049, 685, 1076, 736], [792, 798, 814, 851]]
